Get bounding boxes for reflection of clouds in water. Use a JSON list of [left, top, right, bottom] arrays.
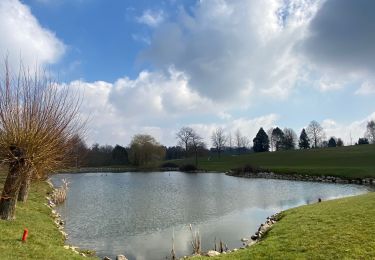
[[52, 172, 368, 260]]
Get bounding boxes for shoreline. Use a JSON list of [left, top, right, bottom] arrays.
[[45, 179, 91, 258], [225, 170, 375, 186]]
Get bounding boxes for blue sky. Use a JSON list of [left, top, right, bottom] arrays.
[[1, 0, 375, 146]]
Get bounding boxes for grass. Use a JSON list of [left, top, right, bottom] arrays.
[[192, 191, 375, 259], [181, 144, 375, 179], [0, 170, 93, 259]]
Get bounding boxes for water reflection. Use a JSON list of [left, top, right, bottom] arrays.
[[52, 172, 369, 260]]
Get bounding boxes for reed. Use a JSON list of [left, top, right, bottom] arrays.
[[189, 224, 201, 254], [51, 178, 69, 205]]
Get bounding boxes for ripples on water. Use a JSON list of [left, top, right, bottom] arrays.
[[51, 172, 369, 260]]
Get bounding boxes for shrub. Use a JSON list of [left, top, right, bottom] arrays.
[[179, 164, 197, 172]]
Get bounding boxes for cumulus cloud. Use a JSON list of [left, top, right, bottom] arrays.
[[64, 69, 216, 145], [136, 9, 165, 27], [0, 0, 65, 69], [141, 0, 318, 102]]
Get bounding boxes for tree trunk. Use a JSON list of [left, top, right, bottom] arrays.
[[0, 162, 24, 220], [195, 150, 198, 168], [0, 145, 26, 220], [17, 173, 32, 203]]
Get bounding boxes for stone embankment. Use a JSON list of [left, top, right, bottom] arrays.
[[45, 179, 87, 257], [189, 212, 280, 258], [227, 171, 375, 185]]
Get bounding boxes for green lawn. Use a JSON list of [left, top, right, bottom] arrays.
[[193, 191, 375, 259], [188, 144, 375, 179], [0, 170, 93, 259]]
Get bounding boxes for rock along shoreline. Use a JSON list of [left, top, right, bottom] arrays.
[[226, 170, 375, 186]]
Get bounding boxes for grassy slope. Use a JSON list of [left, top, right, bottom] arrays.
[[192, 144, 375, 179], [193, 192, 375, 259], [0, 171, 90, 260]]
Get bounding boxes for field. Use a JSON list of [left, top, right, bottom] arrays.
[[189, 144, 375, 179], [0, 170, 90, 260], [193, 191, 375, 259]]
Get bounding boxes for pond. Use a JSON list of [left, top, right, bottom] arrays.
[[51, 172, 369, 260]]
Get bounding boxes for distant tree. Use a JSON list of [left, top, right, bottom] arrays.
[[235, 129, 250, 153], [211, 127, 227, 158], [298, 129, 310, 149], [112, 145, 128, 165], [253, 128, 270, 152], [282, 128, 297, 150], [358, 138, 369, 145], [336, 138, 344, 147], [267, 128, 275, 151], [306, 120, 325, 148], [272, 127, 284, 151], [189, 132, 205, 167], [129, 134, 165, 166], [176, 127, 195, 156], [165, 146, 185, 160], [227, 131, 233, 150], [328, 137, 337, 147], [365, 120, 375, 144], [68, 135, 88, 168]]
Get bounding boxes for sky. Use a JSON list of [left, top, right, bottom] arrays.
[[0, 0, 374, 147]]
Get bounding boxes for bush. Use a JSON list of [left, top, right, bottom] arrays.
[[160, 162, 179, 168], [232, 164, 267, 174], [179, 164, 197, 172]]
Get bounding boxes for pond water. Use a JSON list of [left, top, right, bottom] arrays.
[[51, 172, 369, 260]]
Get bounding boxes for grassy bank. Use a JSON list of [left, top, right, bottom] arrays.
[[185, 144, 375, 179], [0, 170, 91, 259], [193, 191, 375, 259]]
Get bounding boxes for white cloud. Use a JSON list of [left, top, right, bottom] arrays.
[[355, 81, 375, 95], [142, 0, 318, 103], [0, 0, 65, 69], [64, 69, 217, 146], [136, 9, 165, 27]]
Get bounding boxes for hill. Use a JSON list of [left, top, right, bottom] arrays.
[[187, 144, 375, 179]]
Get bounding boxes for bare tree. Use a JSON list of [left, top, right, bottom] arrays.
[[267, 128, 274, 151], [282, 128, 297, 150], [211, 127, 227, 158], [189, 132, 204, 168], [306, 120, 325, 148], [176, 127, 194, 156], [0, 62, 85, 220], [235, 129, 250, 153], [227, 132, 233, 150], [365, 120, 375, 144]]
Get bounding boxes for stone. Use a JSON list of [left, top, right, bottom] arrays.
[[116, 255, 128, 260], [246, 241, 256, 247], [206, 250, 220, 257], [103, 257, 112, 260], [251, 235, 258, 240], [240, 237, 249, 242]]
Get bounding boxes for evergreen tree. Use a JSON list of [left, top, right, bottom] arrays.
[[328, 137, 337, 147], [298, 128, 310, 149], [253, 128, 270, 152], [358, 138, 369, 145]]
